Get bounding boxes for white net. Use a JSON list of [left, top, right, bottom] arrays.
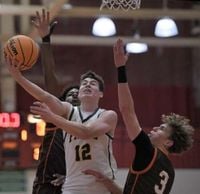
[[100, 0, 141, 11]]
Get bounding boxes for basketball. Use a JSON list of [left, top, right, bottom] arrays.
[[3, 35, 39, 71]]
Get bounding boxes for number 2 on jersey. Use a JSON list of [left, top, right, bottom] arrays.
[[75, 143, 91, 161]]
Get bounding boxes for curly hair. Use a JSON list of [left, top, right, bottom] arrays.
[[162, 113, 194, 154], [59, 85, 79, 101], [80, 70, 104, 92]]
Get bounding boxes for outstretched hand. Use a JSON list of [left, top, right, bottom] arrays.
[[32, 9, 57, 38], [30, 101, 55, 124], [113, 38, 129, 68]]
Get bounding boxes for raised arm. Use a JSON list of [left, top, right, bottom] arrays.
[[113, 39, 141, 140], [32, 9, 61, 97], [5, 57, 71, 117]]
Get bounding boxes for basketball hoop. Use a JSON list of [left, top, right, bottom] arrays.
[[100, 0, 141, 11]]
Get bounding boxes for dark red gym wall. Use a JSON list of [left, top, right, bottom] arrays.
[[16, 44, 200, 168]]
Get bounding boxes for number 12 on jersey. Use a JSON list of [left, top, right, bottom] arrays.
[[75, 143, 92, 161]]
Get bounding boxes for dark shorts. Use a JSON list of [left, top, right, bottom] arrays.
[[32, 182, 62, 194]]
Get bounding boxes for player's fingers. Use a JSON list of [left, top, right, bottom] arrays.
[[117, 38, 123, 53], [42, 8, 46, 22], [30, 106, 42, 113], [33, 101, 42, 106], [53, 173, 59, 177], [51, 181, 60, 186], [30, 108, 40, 115], [116, 38, 122, 53], [5, 56, 11, 67], [113, 41, 119, 56], [6, 57, 18, 69], [12, 58, 19, 68], [50, 181, 57, 186], [31, 20, 39, 28], [7, 57, 14, 68], [36, 11, 41, 24], [47, 10, 50, 24]]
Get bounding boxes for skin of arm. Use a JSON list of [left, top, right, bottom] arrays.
[[41, 43, 61, 96], [113, 39, 141, 141], [114, 39, 156, 172], [117, 83, 141, 140], [83, 169, 122, 194], [5, 57, 71, 117], [32, 9, 61, 96], [30, 101, 118, 139]]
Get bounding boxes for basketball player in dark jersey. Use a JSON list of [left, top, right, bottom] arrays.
[[32, 86, 79, 194], [32, 9, 80, 194], [84, 39, 195, 194]]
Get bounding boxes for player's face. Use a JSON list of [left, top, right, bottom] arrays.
[[65, 88, 80, 106], [78, 77, 103, 100], [149, 124, 173, 149]]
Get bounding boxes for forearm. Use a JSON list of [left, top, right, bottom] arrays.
[[117, 66, 141, 140], [41, 43, 61, 96], [117, 66, 134, 112], [50, 113, 92, 139], [14, 74, 49, 102], [118, 83, 135, 113]]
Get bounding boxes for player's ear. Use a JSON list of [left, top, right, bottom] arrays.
[[165, 139, 174, 148], [99, 91, 103, 98]]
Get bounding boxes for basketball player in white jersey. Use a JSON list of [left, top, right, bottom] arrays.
[[5, 58, 118, 194]]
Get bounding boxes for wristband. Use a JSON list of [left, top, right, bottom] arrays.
[[117, 66, 127, 83], [42, 35, 50, 43], [42, 21, 58, 43]]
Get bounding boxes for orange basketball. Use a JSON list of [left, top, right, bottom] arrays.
[[4, 35, 39, 71]]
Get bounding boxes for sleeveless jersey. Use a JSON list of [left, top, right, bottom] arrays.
[[123, 148, 175, 194], [62, 106, 117, 194]]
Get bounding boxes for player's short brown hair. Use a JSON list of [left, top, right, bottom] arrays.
[[80, 70, 104, 92]]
